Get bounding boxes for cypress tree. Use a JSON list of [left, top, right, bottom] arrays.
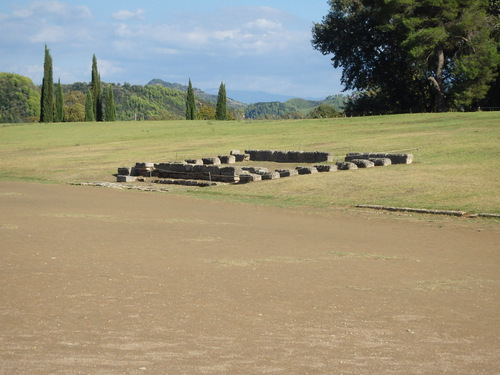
[[215, 82, 227, 120], [91, 54, 103, 121], [40, 45, 54, 123], [84, 89, 94, 122], [54, 78, 65, 122], [185, 78, 196, 120], [104, 85, 116, 121]]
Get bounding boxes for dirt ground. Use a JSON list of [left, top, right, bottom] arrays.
[[0, 181, 499, 374]]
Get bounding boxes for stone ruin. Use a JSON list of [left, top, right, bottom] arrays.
[[116, 150, 413, 187]]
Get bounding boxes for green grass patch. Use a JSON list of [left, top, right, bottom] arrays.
[[1, 112, 499, 214]]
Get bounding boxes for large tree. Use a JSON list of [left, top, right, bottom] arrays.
[[54, 78, 65, 122], [91, 54, 103, 121], [185, 78, 196, 120], [40, 45, 54, 122], [215, 82, 227, 120], [312, 0, 500, 112]]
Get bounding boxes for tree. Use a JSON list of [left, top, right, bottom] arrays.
[[85, 89, 94, 121], [307, 103, 339, 118], [215, 82, 227, 120], [197, 104, 216, 120], [64, 90, 85, 122], [40, 45, 54, 122], [0, 73, 40, 123], [185, 78, 196, 120], [91, 54, 103, 121], [312, 0, 500, 113], [54, 78, 65, 122], [396, 0, 500, 111], [104, 85, 116, 121]]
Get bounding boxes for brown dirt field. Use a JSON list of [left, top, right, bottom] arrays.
[[0, 181, 499, 374]]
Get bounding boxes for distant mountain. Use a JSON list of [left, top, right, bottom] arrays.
[[147, 79, 247, 110]]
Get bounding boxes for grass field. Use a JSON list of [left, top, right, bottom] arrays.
[[1, 112, 499, 214]]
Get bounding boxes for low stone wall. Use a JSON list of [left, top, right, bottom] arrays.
[[245, 149, 333, 163], [345, 152, 413, 164]]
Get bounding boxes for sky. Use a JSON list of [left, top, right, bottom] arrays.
[[0, 0, 344, 102]]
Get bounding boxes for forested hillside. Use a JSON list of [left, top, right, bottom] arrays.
[[148, 79, 247, 112], [0, 73, 348, 123], [244, 94, 347, 119], [63, 81, 210, 121]]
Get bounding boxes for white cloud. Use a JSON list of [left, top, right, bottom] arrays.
[[108, 6, 308, 58], [0, 0, 94, 46], [111, 9, 145, 21]]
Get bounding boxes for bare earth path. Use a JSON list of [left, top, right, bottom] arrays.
[[0, 182, 499, 374]]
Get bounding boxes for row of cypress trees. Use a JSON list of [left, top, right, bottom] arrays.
[[185, 80, 228, 121], [40, 45, 116, 123]]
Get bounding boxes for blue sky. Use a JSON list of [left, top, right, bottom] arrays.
[[0, 0, 343, 101]]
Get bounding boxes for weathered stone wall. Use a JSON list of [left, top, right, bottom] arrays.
[[345, 152, 413, 164], [245, 149, 333, 163]]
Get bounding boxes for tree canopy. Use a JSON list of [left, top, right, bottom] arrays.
[[0, 73, 40, 123], [312, 0, 500, 113]]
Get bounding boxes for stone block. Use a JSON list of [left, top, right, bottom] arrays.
[[218, 155, 236, 164], [117, 175, 137, 182], [295, 166, 318, 174], [117, 167, 131, 176], [242, 166, 269, 175], [351, 159, 375, 168], [202, 157, 221, 165], [233, 153, 250, 162], [276, 169, 299, 177], [314, 164, 337, 172], [370, 158, 392, 166], [219, 166, 244, 176], [261, 171, 281, 180], [238, 173, 262, 183], [337, 162, 358, 170]]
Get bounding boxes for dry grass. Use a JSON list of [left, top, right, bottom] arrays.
[[1, 112, 499, 214]]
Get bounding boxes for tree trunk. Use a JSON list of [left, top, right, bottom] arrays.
[[429, 44, 446, 112]]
